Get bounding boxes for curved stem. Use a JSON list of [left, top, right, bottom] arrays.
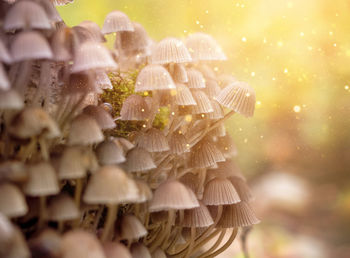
[[166, 209, 184, 251], [38, 195, 47, 229], [198, 229, 226, 258], [93, 206, 103, 230], [202, 228, 238, 258], [184, 227, 196, 258], [74, 178, 82, 208], [149, 209, 175, 252], [101, 204, 118, 242], [39, 137, 49, 161]]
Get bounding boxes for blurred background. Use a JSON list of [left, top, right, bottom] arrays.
[[58, 0, 350, 257]]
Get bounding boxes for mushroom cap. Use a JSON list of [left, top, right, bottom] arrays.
[[214, 81, 256, 117], [229, 177, 254, 202], [186, 68, 206, 89], [213, 202, 260, 228], [185, 32, 227, 61], [120, 215, 147, 240], [52, 0, 74, 6], [216, 134, 238, 158], [189, 139, 225, 169], [206, 100, 224, 120], [135, 128, 169, 152], [174, 83, 197, 106], [152, 248, 167, 258], [4, 1, 51, 31], [117, 22, 150, 55], [57, 147, 89, 179], [83, 105, 116, 130], [172, 63, 188, 83], [9, 107, 60, 139], [0, 64, 10, 90], [102, 10, 134, 34], [47, 194, 79, 221], [183, 201, 214, 228], [151, 37, 192, 65], [0, 160, 27, 183], [124, 147, 156, 172], [0, 38, 12, 64], [207, 159, 245, 181], [79, 20, 105, 43], [135, 64, 175, 92], [169, 131, 190, 155], [103, 242, 131, 258], [96, 140, 126, 165], [83, 166, 139, 205], [134, 180, 153, 203], [24, 162, 59, 197], [149, 180, 199, 212], [10, 31, 53, 62], [51, 26, 73, 62], [120, 94, 149, 121], [130, 243, 151, 258], [68, 114, 104, 146], [61, 230, 106, 258], [71, 41, 117, 73], [191, 90, 214, 114], [0, 183, 28, 218], [204, 78, 221, 97], [202, 177, 241, 205], [63, 73, 101, 96], [95, 71, 113, 90], [0, 90, 23, 110]]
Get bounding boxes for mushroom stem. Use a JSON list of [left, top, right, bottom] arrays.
[[202, 228, 238, 258], [12, 60, 32, 98], [184, 227, 196, 258], [149, 209, 175, 252], [39, 137, 49, 161], [197, 229, 226, 258], [166, 209, 184, 251], [74, 178, 82, 208], [101, 204, 118, 242], [93, 206, 103, 230], [38, 195, 47, 229], [197, 168, 207, 199], [58, 220, 64, 232]]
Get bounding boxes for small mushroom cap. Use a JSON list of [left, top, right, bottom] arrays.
[[191, 90, 214, 114], [169, 131, 190, 155], [83, 105, 116, 130], [3, 225, 30, 258], [113, 137, 135, 153], [24, 162, 59, 197], [102, 10, 134, 34], [103, 242, 131, 258], [130, 243, 151, 258], [71, 41, 118, 73], [0, 160, 27, 183], [135, 64, 175, 92], [79, 20, 105, 43], [151, 37, 192, 65], [62, 230, 106, 258], [134, 180, 153, 203], [47, 194, 79, 221], [172, 63, 188, 83], [189, 139, 225, 168], [68, 114, 104, 146], [63, 72, 101, 96], [0, 64, 10, 90], [57, 147, 89, 179], [120, 94, 149, 121], [229, 177, 254, 202], [183, 201, 214, 228], [0, 213, 15, 255], [186, 69, 206, 89], [95, 71, 113, 89], [174, 83, 197, 106], [120, 215, 147, 240], [52, 0, 74, 6], [4, 1, 51, 31], [96, 140, 126, 165], [204, 78, 221, 97], [9, 107, 60, 139], [83, 166, 139, 205], [213, 202, 260, 228], [51, 26, 73, 62], [149, 180, 199, 212], [124, 147, 156, 172], [135, 128, 169, 152], [186, 32, 227, 61], [207, 159, 245, 181], [10, 31, 53, 62], [214, 82, 256, 117], [202, 177, 241, 205], [0, 90, 24, 110], [0, 183, 28, 218], [117, 22, 150, 55], [206, 100, 224, 120]]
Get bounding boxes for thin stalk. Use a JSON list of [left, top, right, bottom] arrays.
[[39, 137, 49, 161], [166, 209, 184, 251], [74, 178, 82, 208], [149, 209, 175, 252], [198, 229, 226, 258], [93, 206, 103, 230], [184, 227, 196, 258], [101, 204, 118, 242], [38, 195, 47, 229], [202, 228, 238, 258]]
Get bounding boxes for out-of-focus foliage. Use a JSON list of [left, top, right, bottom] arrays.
[[59, 0, 350, 256]]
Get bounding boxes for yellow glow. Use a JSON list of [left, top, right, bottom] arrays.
[[293, 105, 301, 113]]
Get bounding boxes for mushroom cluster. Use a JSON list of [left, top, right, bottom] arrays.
[[0, 0, 259, 257]]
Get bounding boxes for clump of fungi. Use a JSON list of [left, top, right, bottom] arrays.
[[0, 0, 260, 257]]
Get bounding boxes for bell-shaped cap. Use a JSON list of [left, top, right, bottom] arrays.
[[206, 100, 224, 120], [149, 180, 199, 212], [0, 38, 12, 64], [0, 64, 10, 90], [135, 64, 175, 92], [0, 183, 28, 218], [9, 107, 60, 139], [215, 81, 256, 117], [169, 131, 190, 155], [130, 243, 151, 258], [4, 1, 51, 31], [186, 69, 206, 89], [191, 90, 213, 114], [114, 137, 135, 153], [124, 147, 156, 172], [24, 162, 59, 197], [52, 0, 74, 6], [95, 71, 113, 90], [120, 94, 149, 121], [229, 177, 254, 202], [0, 90, 24, 110], [202, 177, 241, 205], [172, 63, 188, 83], [68, 114, 104, 145], [102, 10, 134, 34], [174, 83, 196, 106], [51, 26, 73, 62], [218, 74, 238, 88], [71, 41, 117, 73], [204, 79, 221, 99], [207, 159, 245, 181], [120, 215, 147, 240], [151, 37, 192, 64], [83, 105, 116, 130], [134, 180, 153, 203], [79, 20, 105, 43], [0, 160, 27, 183], [62, 230, 105, 258], [10, 31, 53, 62], [135, 128, 169, 152], [214, 202, 260, 228], [117, 22, 150, 55], [186, 32, 227, 61], [63, 73, 101, 96], [190, 139, 225, 168], [183, 201, 214, 228], [103, 242, 132, 258], [96, 140, 126, 165], [47, 194, 79, 221], [57, 147, 89, 179], [83, 166, 139, 205]]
